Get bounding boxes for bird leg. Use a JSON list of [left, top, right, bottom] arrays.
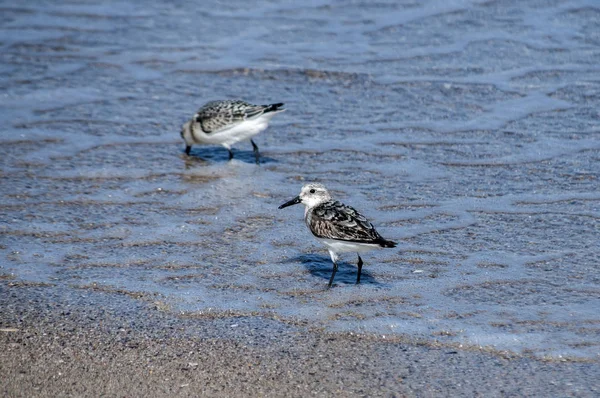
[[356, 254, 363, 284], [185, 146, 191, 156], [328, 261, 338, 289], [251, 139, 260, 164]]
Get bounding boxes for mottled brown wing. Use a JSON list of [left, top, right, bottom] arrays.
[[307, 201, 383, 243]]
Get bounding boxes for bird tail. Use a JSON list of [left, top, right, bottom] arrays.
[[379, 239, 397, 248], [263, 103, 285, 113]]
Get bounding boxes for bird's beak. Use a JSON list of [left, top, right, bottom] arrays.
[[278, 195, 301, 209]]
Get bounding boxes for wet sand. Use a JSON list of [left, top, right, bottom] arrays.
[[1, 284, 598, 397], [2, 0, 600, 360]]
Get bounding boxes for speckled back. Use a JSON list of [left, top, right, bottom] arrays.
[[195, 100, 266, 133], [307, 201, 383, 243]]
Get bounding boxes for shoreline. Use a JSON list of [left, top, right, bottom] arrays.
[[1, 284, 598, 397]]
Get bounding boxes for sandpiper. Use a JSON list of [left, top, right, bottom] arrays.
[[181, 100, 285, 163], [279, 183, 396, 288]]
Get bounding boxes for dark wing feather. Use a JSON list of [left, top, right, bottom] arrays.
[[195, 100, 281, 133], [307, 201, 386, 244]]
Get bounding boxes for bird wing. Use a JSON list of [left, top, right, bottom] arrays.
[[195, 100, 270, 133], [307, 201, 383, 243]]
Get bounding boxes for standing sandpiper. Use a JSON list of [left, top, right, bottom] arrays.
[[181, 100, 285, 163], [279, 183, 396, 288]]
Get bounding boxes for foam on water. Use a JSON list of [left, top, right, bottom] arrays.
[[1, 0, 599, 361]]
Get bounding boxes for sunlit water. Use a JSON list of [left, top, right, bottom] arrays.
[[1, 0, 599, 360]]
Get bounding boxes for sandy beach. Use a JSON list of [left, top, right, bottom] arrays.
[[2, 285, 598, 397]]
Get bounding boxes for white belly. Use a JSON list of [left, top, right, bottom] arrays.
[[197, 114, 275, 147], [318, 238, 380, 254], [214, 119, 266, 145]]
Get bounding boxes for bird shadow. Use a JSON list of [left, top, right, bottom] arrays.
[[287, 253, 380, 286], [182, 147, 278, 165]]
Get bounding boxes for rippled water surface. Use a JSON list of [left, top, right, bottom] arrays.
[[1, 0, 599, 360]]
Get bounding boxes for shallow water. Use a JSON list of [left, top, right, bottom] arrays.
[[1, 0, 599, 361]]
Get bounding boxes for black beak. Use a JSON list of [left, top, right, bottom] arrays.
[[278, 196, 301, 209]]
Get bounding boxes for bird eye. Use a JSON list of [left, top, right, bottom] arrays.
[[309, 189, 316, 194]]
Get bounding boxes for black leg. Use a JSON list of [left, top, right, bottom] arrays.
[[185, 145, 191, 155], [251, 139, 260, 164], [328, 261, 338, 289], [228, 148, 234, 160], [356, 255, 363, 284]]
